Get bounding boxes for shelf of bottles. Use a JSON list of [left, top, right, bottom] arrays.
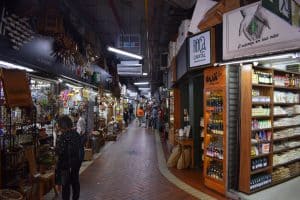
[[241, 66, 300, 194], [204, 90, 225, 182], [249, 68, 273, 191]]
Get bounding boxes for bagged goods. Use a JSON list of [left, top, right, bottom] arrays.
[[167, 145, 181, 167], [84, 148, 93, 161], [183, 147, 191, 168], [177, 151, 185, 170], [177, 147, 191, 169]]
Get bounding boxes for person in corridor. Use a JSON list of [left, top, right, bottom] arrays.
[[136, 106, 145, 127], [55, 115, 83, 200]]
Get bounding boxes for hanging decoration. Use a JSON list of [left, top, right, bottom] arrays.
[[0, 8, 35, 50]]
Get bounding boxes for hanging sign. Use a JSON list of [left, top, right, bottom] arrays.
[[189, 30, 211, 67], [1, 69, 33, 108], [223, 1, 300, 60]]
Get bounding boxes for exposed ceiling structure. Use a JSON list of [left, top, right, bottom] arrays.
[[68, 0, 195, 93]]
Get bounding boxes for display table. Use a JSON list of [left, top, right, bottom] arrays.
[[175, 136, 194, 168]]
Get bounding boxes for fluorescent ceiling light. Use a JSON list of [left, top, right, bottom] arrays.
[[66, 83, 83, 89], [142, 73, 148, 76], [107, 46, 143, 60], [134, 82, 149, 85], [139, 87, 150, 90], [117, 63, 142, 67], [215, 53, 295, 66], [119, 60, 142, 66], [0, 60, 34, 72]]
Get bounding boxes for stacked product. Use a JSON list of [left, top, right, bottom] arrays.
[[274, 74, 300, 88], [206, 139, 223, 159], [251, 157, 268, 171], [252, 70, 273, 85], [273, 141, 300, 152], [272, 166, 291, 182], [251, 120, 272, 130], [273, 148, 300, 166], [274, 115, 300, 127], [207, 161, 223, 180], [168, 41, 176, 66], [252, 106, 270, 116], [176, 19, 190, 54], [287, 65, 300, 73], [250, 173, 272, 191], [274, 91, 299, 104], [252, 89, 270, 103], [273, 128, 300, 140]]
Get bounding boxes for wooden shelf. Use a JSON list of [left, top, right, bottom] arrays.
[[240, 66, 300, 194], [252, 128, 272, 132], [251, 166, 272, 175], [251, 153, 271, 159], [205, 174, 224, 184], [252, 115, 271, 119], [273, 157, 300, 168], [274, 68, 300, 75], [273, 145, 300, 154], [274, 103, 299, 106], [252, 83, 273, 88], [252, 102, 271, 106], [274, 86, 300, 90], [273, 124, 300, 130], [273, 135, 300, 142], [274, 114, 300, 118], [205, 155, 223, 161], [250, 182, 273, 193]]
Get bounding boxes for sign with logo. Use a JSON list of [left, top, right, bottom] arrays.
[[223, 1, 300, 60], [204, 66, 226, 88], [189, 30, 211, 68]]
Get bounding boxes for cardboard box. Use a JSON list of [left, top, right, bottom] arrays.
[[176, 19, 190, 53], [84, 148, 93, 161]]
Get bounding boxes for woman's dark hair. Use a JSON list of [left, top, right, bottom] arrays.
[[58, 115, 73, 130]]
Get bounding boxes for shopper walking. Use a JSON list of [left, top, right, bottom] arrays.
[[123, 109, 129, 127], [136, 106, 145, 127], [55, 115, 83, 200], [151, 105, 158, 129], [129, 104, 134, 122]]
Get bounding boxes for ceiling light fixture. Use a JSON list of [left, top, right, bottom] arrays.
[[142, 73, 148, 76], [65, 83, 83, 89], [107, 46, 143, 60], [138, 87, 150, 90], [134, 82, 149, 85], [0, 60, 34, 72], [215, 53, 295, 66]]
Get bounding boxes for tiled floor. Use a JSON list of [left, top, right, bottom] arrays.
[[78, 125, 198, 200]]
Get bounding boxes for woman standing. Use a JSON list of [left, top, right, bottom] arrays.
[[55, 115, 83, 200]]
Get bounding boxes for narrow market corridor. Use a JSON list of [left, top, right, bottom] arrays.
[[79, 124, 197, 200]]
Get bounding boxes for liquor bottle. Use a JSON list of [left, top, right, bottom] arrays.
[[285, 74, 290, 87], [291, 74, 295, 87]]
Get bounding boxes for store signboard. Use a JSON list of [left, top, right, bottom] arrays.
[[189, 30, 211, 68], [223, 1, 300, 60], [1, 69, 33, 108], [204, 66, 226, 88]]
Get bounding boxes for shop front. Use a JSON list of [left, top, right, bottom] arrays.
[[221, 1, 300, 197]]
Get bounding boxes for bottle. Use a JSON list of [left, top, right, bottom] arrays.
[[285, 74, 290, 87], [291, 74, 295, 87]]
